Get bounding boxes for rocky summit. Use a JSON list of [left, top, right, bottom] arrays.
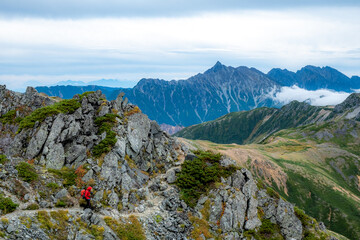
[[0, 85, 345, 239]]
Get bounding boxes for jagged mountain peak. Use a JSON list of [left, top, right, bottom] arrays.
[[298, 65, 349, 79], [267, 67, 294, 75], [204, 61, 233, 74]]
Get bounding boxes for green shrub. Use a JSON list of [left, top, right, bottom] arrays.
[[26, 203, 40, 210], [55, 199, 66, 208], [0, 155, 8, 164], [259, 219, 276, 235], [0, 110, 22, 124], [267, 187, 280, 199], [243, 219, 284, 240], [0, 194, 18, 214], [175, 150, 237, 207], [92, 114, 118, 157], [79, 91, 95, 100], [18, 99, 81, 132], [16, 162, 38, 182], [294, 206, 313, 227], [303, 231, 323, 240], [256, 178, 265, 190], [46, 182, 60, 191], [104, 215, 145, 240], [48, 167, 76, 187]]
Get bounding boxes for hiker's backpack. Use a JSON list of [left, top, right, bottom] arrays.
[[80, 189, 86, 199]]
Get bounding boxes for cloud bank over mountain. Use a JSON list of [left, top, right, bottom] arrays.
[[272, 85, 351, 106]]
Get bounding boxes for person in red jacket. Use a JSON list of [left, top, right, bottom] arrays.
[[84, 186, 92, 209]]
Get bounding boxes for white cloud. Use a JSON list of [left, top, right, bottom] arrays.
[[0, 7, 359, 89], [272, 85, 350, 106]]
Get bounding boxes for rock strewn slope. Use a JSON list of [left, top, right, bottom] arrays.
[[0, 86, 344, 239]]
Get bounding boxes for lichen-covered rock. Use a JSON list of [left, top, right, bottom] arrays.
[[276, 198, 303, 240]]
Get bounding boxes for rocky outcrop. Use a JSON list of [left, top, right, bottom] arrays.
[[0, 86, 341, 240], [0, 85, 55, 116], [4, 89, 180, 173]]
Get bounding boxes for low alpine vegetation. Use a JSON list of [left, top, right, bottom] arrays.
[[0, 110, 23, 125], [0, 194, 18, 214], [104, 215, 146, 240], [92, 113, 118, 157], [0, 154, 8, 164], [17, 99, 81, 132], [175, 150, 237, 207], [16, 162, 38, 183]]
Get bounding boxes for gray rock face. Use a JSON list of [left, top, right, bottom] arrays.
[[45, 114, 65, 146], [65, 144, 86, 165], [276, 198, 303, 240], [108, 191, 120, 208], [127, 113, 151, 154], [114, 137, 126, 157], [26, 123, 49, 159], [258, 190, 303, 240], [46, 143, 65, 169], [0, 85, 55, 116]]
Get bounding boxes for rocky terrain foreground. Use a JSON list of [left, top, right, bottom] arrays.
[[0, 85, 346, 239]]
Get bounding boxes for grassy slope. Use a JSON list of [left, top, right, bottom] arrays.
[[175, 101, 330, 144], [179, 121, 360, 240], [175, 107, 276, 144]]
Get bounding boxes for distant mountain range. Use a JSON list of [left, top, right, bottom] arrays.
[[268, 65, 360, 91], [35, 62, 360, 127], [53, 79, 137, 88]]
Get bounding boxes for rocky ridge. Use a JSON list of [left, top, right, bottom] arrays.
[[0, 85, 55, 117], [0, 86, 343, 239]]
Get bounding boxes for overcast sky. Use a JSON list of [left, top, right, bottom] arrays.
[[0, 0, 360, 92]]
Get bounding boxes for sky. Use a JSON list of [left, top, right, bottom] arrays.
[[0, 0, 360, 94]]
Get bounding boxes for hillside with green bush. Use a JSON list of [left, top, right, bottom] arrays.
[[179, 118, 360, 239], [177, 93, 360, 239], [175, 100, 330, 144]]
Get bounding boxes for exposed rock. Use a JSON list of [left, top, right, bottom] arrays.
[[25, 123, 49, 159], [46, 143, 65, 169], [55, 188, 69, 200], [276, 198, 303, 240], [165, 168, 177, 184], [127, 113, 151, 154], [0, 86, 341, 240], [65, 144, 86, 165]]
